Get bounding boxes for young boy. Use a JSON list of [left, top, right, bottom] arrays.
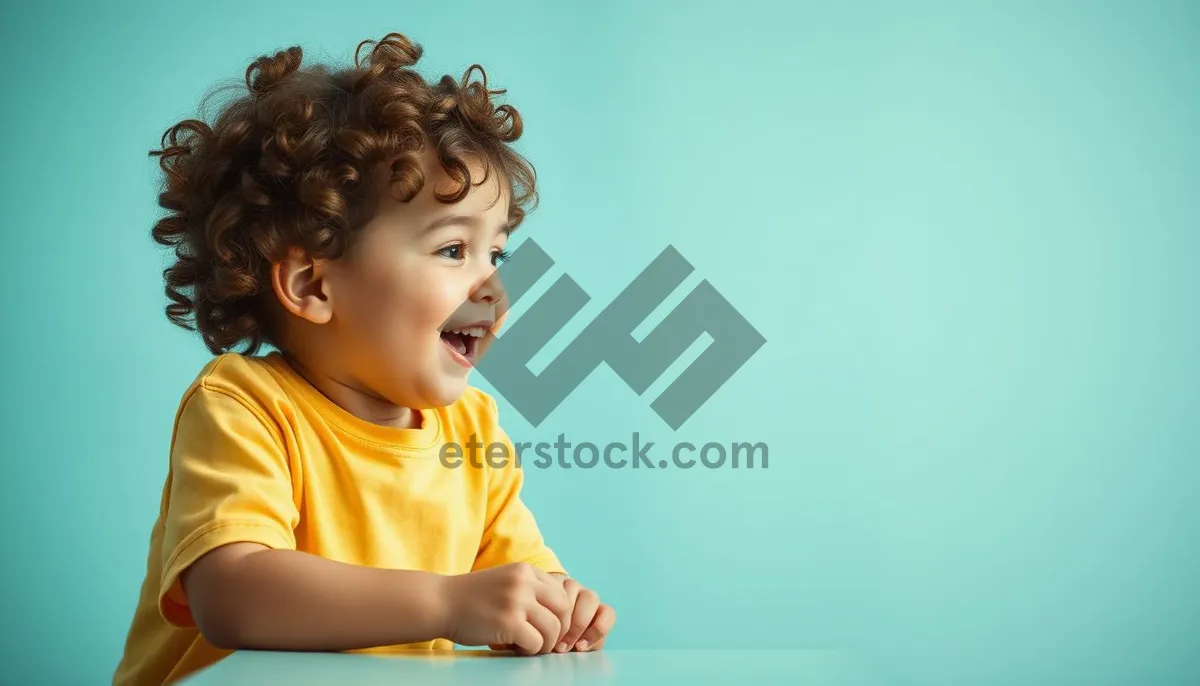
[[112, 32, 614, 686]]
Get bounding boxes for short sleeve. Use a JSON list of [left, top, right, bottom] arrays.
[[158, 385, 300, 627], [472, 399, 566, 576]]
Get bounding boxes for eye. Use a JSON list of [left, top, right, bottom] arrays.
[[436, 242, 466, 261], [492, 248, 512, 266]]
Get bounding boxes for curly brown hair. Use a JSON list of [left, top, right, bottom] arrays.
[[150, 32, 537, 356]]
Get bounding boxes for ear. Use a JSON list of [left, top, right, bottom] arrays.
[[271, 247, 333, 325]]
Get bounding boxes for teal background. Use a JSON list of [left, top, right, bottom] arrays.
[[2, 1, 1198, 684]]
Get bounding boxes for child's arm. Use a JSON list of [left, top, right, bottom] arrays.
[[181, 542, 445, 650], [183, 542, 571, 653]]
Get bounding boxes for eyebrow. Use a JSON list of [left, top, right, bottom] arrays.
[[421, 214, 512, 237]]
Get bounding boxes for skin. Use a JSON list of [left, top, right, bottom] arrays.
[[270, 149, 512, 425], [181, 147, 615, 654]]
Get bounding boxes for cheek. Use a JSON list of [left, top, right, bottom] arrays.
[[343, 256, 468, 339], [418, 275, 475, 329]]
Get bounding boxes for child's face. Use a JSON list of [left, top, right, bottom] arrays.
[[320, 151, 513, 410]]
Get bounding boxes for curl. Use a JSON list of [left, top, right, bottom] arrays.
[[245, 45, 304, 95]]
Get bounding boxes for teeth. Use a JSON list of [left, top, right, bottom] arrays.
[[445, 326, 486, 338]]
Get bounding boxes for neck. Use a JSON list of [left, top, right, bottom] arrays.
[[278, 349, 422, 430]]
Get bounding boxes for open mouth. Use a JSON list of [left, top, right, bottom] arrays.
[[439, 325, 488, 367]]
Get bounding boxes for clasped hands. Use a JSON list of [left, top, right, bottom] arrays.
[[442, 562, 615, 655]]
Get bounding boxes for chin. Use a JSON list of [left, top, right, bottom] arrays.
[[420, 376, 470, 409]]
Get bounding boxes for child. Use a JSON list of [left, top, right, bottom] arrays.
[[112, 32, 614, 686]]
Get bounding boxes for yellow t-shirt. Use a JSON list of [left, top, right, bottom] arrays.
[[112, 352, 565, 686]]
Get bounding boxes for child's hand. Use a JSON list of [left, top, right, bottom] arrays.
[[550, 575, 616, 653], [442, 563, 572, 655]]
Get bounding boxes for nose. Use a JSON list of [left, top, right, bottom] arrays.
[[470, 264, 506, 307]]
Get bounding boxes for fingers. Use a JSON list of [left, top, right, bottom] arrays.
[[558, 587, 600, 652], [585, 636, 607, 650], [530, 568, 570, 617], [575, 603, 616, 651], [553, 578, 581, 647], [510, 621, 545, 656], [524, 601, 563, 654]]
